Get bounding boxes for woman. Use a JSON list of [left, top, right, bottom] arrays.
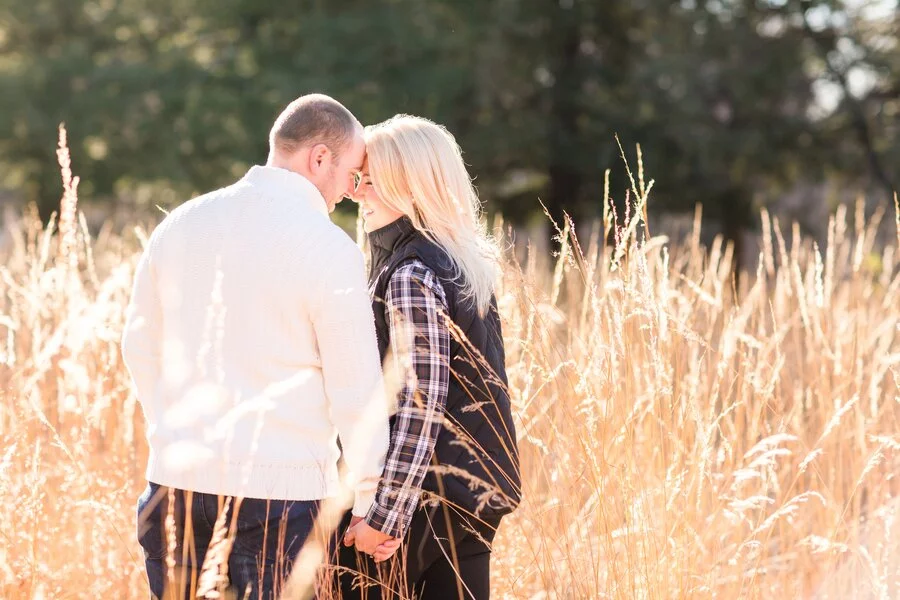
[[336, 115, 521, 599]]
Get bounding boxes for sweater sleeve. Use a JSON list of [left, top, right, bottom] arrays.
[[310, 238, 391, 517], [121, 241, 164, 415]]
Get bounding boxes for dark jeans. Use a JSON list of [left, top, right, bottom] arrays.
[[136, 482, 323, 600], [336, 505, 501, 600]]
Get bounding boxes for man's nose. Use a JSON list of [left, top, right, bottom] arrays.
[[344, 176, 359, 201]]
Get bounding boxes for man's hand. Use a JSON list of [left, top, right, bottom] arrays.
[[343, 518, 396, 556]]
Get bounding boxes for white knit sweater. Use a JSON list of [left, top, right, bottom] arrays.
[[121, 165, 389, 517]]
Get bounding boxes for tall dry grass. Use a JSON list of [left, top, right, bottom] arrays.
[[0, 131, 898, 599]]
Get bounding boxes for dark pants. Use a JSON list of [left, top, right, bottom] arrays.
[[136, 482, 323, 600], [336, 505, 501, 600]]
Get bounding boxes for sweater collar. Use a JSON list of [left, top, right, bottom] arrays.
[[241, 165, 329, 217], [368, 216, 418, 274]]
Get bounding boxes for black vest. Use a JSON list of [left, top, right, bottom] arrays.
[[368, 218, 521, 518]]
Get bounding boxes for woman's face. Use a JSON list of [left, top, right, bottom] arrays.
[[352, 158, 405, 233]]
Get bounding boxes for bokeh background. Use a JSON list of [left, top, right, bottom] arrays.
[[1, 0, 898, 258], [1, 3, 899, 598]]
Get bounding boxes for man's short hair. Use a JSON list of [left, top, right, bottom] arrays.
[[269, 94, 359, 158]]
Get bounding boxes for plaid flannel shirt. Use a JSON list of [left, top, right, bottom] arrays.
[[365, 259, 450, 538]]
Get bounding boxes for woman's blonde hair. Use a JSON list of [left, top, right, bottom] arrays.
[[364, 115, 501, 316]]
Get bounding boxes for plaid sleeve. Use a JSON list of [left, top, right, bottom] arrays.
[[365, 260, 449, 538]]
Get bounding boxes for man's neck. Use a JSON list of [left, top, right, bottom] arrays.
[[266, 154, 292, 171], [261, 157, 329, 212]]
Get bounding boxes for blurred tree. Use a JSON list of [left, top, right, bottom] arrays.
[[0, 0, 220, 217], [482, 0, 826, 233], [0, 0, 896, 254], [800, 0, 898, 201]]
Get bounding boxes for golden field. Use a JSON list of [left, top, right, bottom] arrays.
[[0, 137, 898, 599]]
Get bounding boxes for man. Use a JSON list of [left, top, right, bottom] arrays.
[[122, 93, 394, 599]]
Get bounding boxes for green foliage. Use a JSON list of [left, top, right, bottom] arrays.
[[0, 0, 896, 228]]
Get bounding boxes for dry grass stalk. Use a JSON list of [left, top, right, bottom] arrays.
[[0, 146, 897, 599]]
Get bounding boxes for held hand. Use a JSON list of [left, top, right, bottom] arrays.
[[346, 521, 395, 555], [372, 538, 402, 563], [343, 516, 365, 547]]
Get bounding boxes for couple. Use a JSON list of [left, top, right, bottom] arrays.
[[121, 93, 521, 600]]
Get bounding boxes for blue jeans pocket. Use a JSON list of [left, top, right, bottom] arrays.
[[136, 482, 167, 560]]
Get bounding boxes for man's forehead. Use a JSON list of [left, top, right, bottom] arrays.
[[352, 135, 367, 169]]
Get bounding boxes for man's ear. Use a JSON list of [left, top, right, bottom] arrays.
[[308, 143, 331, 174]]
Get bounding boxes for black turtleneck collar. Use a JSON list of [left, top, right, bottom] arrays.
[[368, 216, 419, 275]]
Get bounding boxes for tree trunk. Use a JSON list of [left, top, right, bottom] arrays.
[[546, 9, 582, 226]]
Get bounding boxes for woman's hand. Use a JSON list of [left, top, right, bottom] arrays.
[[344, 518, 396, 556], [372, 538, 403, 563]]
